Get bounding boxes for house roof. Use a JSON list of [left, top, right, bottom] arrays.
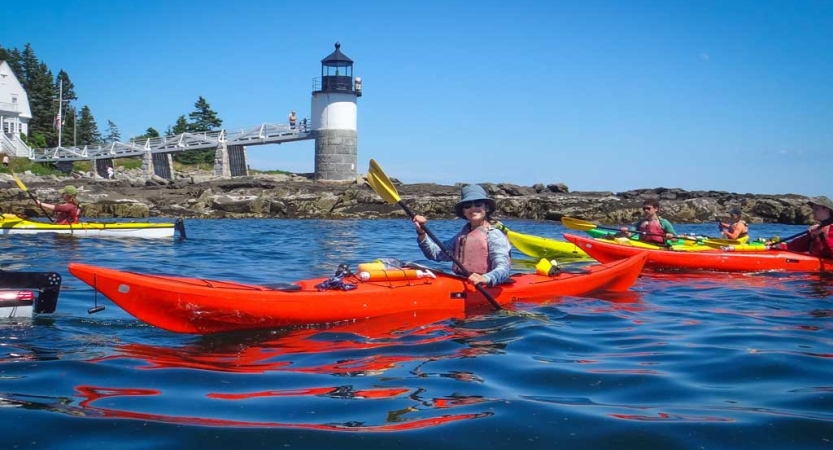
[[0, 60, 32, 119]]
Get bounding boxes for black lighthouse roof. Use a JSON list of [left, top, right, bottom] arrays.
[[321, 42, 353, 67]]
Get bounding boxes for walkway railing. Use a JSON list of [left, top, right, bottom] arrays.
[[30, 121, 311, 162]]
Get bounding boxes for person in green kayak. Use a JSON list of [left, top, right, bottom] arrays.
[[619, 198, 677, 244], [769, 196, 833, 258], [412, 184, 511, 287], [719, 207, 749, 240], [36, 185, 81, 225]]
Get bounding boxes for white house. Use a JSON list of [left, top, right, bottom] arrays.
[[0, 60, 32, 157]]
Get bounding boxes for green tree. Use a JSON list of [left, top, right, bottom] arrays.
[[176, 97, 223, 164], [77, 105, 101, 145], [132, 127, 160, 141], [62, 105, 78, 147], [187, 96, 222, 132], [0, 45, 23, 76], [104, 120, 121, 142], [20, 44, 58, 146], [170, 115, 188, 135]]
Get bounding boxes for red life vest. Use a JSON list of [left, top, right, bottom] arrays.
[[55, 203, 81, 225], [453, 223, 491, 275], [638, 219, 666, 244], [809, 226, 833, 257]]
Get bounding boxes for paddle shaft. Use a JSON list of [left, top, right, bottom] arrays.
[[775, 217, 833, 245], [26, 190, 56, 222], [400, 200, 503, 310], [590, 223, 694, 243], [13, 174, 55, 222]]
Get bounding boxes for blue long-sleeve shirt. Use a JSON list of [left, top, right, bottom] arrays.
[[417, 225, 512, 286]]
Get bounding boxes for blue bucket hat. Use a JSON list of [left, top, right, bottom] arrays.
[[454, 184, 496, 219]]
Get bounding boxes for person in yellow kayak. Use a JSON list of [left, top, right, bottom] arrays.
[[719, 207, 749, 240], [769, 196, 833, 258], [412, 184, 511, 287], [620, 198, 677, 244], [36, 185, 81, 224]]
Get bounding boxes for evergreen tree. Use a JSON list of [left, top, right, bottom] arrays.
[[77, 105, 101, 145], [54, 70, 78, 103], [187, 96, 222, 132], [176, 97, 223, 164], [104, 120, 121, 142], [171, 115, 188, 135], [20, 43, 39, 91], [61, 105, 77, 147], [31, 63, 58, 146], [0, 45, 22, 75], [133, 127, 160, 141], [4, 48, 24, 78], [54, 71, 78, 146]]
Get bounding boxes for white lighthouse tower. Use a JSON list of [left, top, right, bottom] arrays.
[[311, 42, 362, 181]]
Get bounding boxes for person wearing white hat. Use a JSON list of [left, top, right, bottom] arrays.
[[412, 184, 511, 287], [36, 185, 81, 224]]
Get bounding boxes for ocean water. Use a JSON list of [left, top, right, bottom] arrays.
[[0, 218, 831, 450]]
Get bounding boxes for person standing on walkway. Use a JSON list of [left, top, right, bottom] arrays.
[[288, 111, 297, 129]]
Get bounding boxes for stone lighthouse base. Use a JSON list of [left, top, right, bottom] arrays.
[[314, 129, 357, 181]]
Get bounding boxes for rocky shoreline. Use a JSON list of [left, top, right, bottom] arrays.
[[1, 170, 818, 225]]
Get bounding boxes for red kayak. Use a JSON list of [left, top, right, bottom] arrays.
[[564, 233, 833, 273], [68, 254, 647, 334]]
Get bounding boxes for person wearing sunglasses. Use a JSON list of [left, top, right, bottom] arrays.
[[412, 184, 511, 287], [718, 207, 749, 240], [619, 198, 677, 245], [768, 196, 833, 257]]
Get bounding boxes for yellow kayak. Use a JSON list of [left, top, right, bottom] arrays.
[[0, 214, 185, 239], [495, 224, 590, 260]]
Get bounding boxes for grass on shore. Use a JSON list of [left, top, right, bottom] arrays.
[[1, 157, 288, 177]]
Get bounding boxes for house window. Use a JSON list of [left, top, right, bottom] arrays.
[[11, 95, 18, 104]]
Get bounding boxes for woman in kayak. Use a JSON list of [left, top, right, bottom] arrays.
[[771, 196, 833, 257], [412, 184, 511, 287], [719, 207, 749, 240], [36, 185, 81, 224], [620, 198, 677, 244]]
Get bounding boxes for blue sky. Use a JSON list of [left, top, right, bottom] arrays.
[[4, 0, 831, 196]]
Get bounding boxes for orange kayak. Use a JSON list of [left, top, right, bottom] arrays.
[[68, 254, 647, 334], [565, 233, 833, 273]]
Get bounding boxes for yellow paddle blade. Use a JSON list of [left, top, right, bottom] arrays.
[[367, 159, 402, 204], [560, 216, 597, 231], [11, 172, 28, 192]]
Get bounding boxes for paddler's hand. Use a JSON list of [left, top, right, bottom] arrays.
[[468, 273, 488, 286], [808, 224, 824, 237], [413, 215, 427, 240]]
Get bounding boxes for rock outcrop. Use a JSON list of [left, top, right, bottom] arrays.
[[0, 171, 817, 225]]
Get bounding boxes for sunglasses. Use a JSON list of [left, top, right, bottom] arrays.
[[461, 201, 485, 209], [642, 206, 654, 211]]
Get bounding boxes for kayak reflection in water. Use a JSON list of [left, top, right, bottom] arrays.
[[412, 184, 511, 287]]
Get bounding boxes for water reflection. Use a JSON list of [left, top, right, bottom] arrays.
[[65, 311, 502, 430]]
